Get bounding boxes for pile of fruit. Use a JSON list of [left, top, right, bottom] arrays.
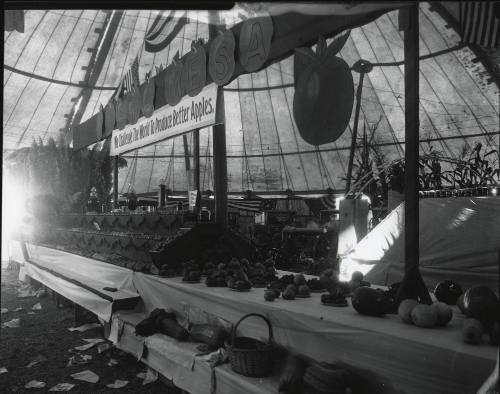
[[181, 260, 202, 283], [204, 257, 278, 289], [397, 299, 453, 328], [456, 285, 499, 345], [265, 274, 311, 301]]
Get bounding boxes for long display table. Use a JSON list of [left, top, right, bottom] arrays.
[[14, 241, 496, 394]]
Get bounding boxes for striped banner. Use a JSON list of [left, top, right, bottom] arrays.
[[459, 2, 500, 48], [227, 200, 264, 213], [145, 11, 189, 53]]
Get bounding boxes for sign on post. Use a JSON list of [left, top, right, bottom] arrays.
[[110, 84, 217, 156]]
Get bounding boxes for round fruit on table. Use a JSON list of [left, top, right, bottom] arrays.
[[434, 280, 463, 305], [398, 299, 418, 324], [463, 286, 499, 327]]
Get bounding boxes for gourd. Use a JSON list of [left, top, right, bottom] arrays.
[[434, 280, 462, 305], [411, 304, 438, 328], [278, 355, 306, 394], [189, 324, 227, 349]]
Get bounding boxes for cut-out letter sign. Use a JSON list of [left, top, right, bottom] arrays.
[[239, 12, 273, 73], [164, 52, 184, 106], [209, 30, 235, 86]]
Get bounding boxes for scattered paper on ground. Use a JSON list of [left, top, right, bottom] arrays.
[[70, 370, 99, 383], [35, 289, 47, 298], [1, 308, 8, 314], [0, 367, 8, 374], [32, 303, 42, 310], [28, 312, 35, 315], [67, 354, 92, 367], [137, 368, 158, 385], [25, 380, 46, 389], [67, 323, 100, 332], [14, 307, 23, 312], [97, 343, 113, 354], [18, 288, 34, 298], [26, 354, 48, 368], [106, 380, 129, 389], [48, 383, 75, 391], [82, 338, 105, 344], [3, 318, 20, 328], [106, 358, 118, 367], [74, 338, 104, 352]]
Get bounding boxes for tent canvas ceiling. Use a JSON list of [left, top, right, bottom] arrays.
[[3, 3, 499, 194]]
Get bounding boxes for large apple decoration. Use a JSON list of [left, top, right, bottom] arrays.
[[182, 39, 206, 97], [115, 96, 128, 130], [141, 77, 155, 118], [164, 51, 184, 106], [127, 87, 142, 125], [104, 100, 116, 136], [293, 32, 354, 146]]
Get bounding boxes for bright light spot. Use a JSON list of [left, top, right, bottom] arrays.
[[492, 188, 498, 196], [447, 207, 475, 230], [1, 176, 28, 261]]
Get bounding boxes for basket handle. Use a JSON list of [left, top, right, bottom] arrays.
[[231, 313, 274, 347]]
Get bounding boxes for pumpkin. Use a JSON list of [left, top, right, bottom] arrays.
[[434, 280, 463, 305], [463, 286, 498, 327]]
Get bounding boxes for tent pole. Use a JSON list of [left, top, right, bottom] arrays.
[[397, 3, 432, 304], [193, 129, 200, 214], [113, 156, 119, 208], [209, 12, 228, 227], [345, 71, 365, 194]]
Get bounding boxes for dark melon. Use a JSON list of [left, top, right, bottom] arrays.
[[463, 286, 499, 327], [434, 280, 463, 305], [351, 287, 388, 316]]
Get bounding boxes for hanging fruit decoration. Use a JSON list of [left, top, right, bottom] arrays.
[[141, 76, 155, 118], [164, 51, 184, 106], [95, 104, 104, 140], [115, 96, 128, 130], [127, 87, 142, 125], [293, 32, 354, 146], [209, 29, 236, 86], [104, 100, 116, 137], [182, 39, 207, 97]]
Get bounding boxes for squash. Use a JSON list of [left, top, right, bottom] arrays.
[[189, 324, 227, 349], [278, 355, 306, 394], [411, 304, 438, 328]]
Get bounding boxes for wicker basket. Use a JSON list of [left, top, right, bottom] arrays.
[[227, 313, 275, 377]]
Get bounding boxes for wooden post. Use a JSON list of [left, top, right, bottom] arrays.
[[193, 129, 200, 214], [209, 11, 228, 227], [213, 89, 228, 227], [404, 4, 419, 274], [113, 156, 119, 208], [397, 3, 432, 304]]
